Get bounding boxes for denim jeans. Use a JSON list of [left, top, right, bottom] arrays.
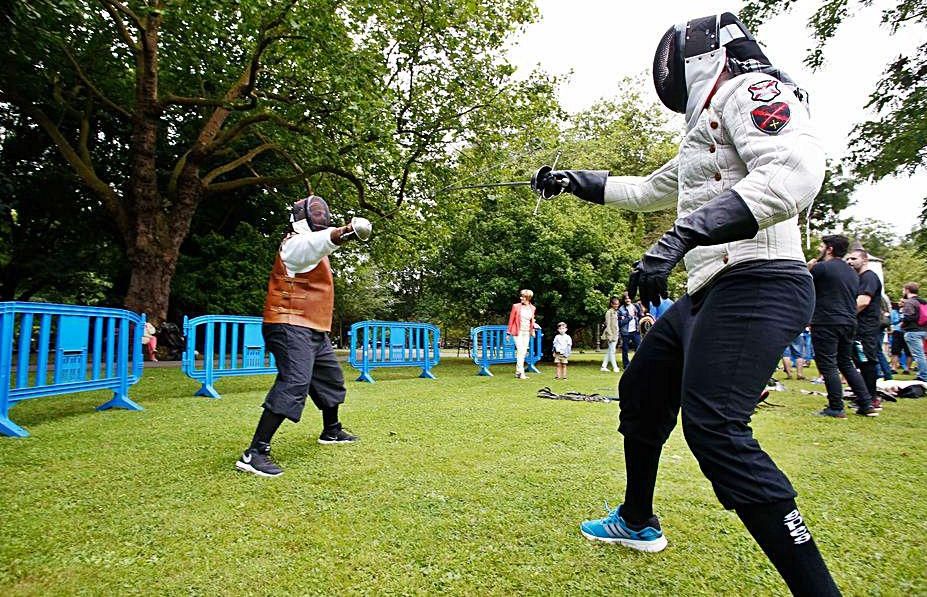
[[904, 330, 927, 381], [621, 331, 641, 369]]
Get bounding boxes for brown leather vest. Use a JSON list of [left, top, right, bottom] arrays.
[[262, 253, 334, 331]]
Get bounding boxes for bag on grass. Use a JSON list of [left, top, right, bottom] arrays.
[[898, 384, 925, 399]]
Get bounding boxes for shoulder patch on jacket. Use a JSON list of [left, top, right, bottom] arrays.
[[750, 102, 790, 135], [747, 79, 781, 102]]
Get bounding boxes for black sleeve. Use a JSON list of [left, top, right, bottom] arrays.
[[859, 271, 880, 298]]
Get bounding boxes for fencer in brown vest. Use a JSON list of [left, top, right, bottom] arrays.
[[236, 195, 372, 477]]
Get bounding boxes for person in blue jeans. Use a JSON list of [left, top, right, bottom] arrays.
[[618, 294, 642, 369], [781, 333, 807, 380], [901, 282, 927, 381], [890, 304, 911, 373]]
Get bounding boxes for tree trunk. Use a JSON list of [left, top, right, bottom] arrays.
[[123, 243, 177, 323], [122, 11, 176, 322]]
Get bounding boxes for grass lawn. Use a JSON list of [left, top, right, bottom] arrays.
[[1, 354, 925, 596]]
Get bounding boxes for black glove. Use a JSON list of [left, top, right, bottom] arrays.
[[627, 190, 760, 306], [531, 166, 609, 203]]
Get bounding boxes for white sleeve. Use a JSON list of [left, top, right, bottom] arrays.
[[603, 157, 678, 212], [279, 228, 339, 273], [724, 78, 826, 229]]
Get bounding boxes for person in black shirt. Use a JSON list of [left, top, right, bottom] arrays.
[[845, 249, 883, 409], [807, 235, 878, 417]]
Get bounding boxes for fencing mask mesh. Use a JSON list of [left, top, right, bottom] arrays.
[[653, 26, 687, 114], [289, 196, 331, 233]]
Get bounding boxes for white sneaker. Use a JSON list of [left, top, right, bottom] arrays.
[[600, 367, 609, 372]]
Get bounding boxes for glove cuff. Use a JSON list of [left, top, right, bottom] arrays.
[[675, 189, 759, 248], [565, 170, 609, 204]]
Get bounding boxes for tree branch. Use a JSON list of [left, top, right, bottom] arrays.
[[98, 0, 141, 52], [162, 93, 258, 110], [204, 164, 383, 217], [9, 98, 129, 236], [201, 142, 278, 186], [78, 99, 93, 165], [59, 42, 132, 118], [183, 0, 299, 163], [256, 131, 312, 195]]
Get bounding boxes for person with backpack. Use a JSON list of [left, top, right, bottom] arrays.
[[900, 282, 927, 382]]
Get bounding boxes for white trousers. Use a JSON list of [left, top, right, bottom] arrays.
[[515, 331, 530, 375], [601, 340, 619, 371]]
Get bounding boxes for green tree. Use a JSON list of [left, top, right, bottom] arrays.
[[846, 217, 899, 258], [0, 109, 126, 303], [800, 160, 857, 237], [428, 89, 679, 346], [883, 242, 927, 300], [1, 0, 541, 321]]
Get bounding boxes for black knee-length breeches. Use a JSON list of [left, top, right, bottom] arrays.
[[618, 264, 814, 509], [261, 323, 346, 422]]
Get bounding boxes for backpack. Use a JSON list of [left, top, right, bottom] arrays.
[[898, 384, 925, 399], [918, 299, 927, 326]]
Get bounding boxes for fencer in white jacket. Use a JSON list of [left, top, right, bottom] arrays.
[[603, 69, 824, 294], [533, 12, 840, 596]]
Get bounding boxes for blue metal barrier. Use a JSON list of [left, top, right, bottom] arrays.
[[348, 321, 440, 383], [182, 315, 277, 398], [0, 301, 144, 438], [470, 325, 543, 376]]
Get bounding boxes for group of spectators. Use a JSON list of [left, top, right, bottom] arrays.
[[807, 234, 926, 418], [509, 243, 927, 394], [599, 295, 673, 373], [505, 289, 676, 379]]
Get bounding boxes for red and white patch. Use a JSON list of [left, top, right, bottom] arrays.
[[748, 79, 781, 102], [751, 102, 791, 135]]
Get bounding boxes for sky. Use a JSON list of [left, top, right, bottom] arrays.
[[506, 0, 924, 237]]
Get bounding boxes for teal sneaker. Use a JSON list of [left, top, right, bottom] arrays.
[[580, 503, 668, 553]]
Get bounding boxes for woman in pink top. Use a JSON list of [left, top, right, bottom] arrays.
[[506, 289, 537, 379]]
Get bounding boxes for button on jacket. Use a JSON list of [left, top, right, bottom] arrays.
[[602, 72, 825, 294]]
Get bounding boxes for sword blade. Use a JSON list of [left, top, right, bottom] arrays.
[[441, 180, 531, 192]]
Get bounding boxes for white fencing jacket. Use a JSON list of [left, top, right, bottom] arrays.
[[604, 72, 825, 294]]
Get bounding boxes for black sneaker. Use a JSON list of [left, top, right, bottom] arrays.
[[318, 427, 359, 445], [235, 443, 283, 477], [855, 405, 879, 417]]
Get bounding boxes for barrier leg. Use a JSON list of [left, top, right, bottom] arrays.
[[419, 368, 436, 379], [194, 384, 221, 399], [0, 412, 29, 438], [97, 392, 144, 412], [528, 362, 541, 374], [355, 369, 375, 383], [477, 365, 493, 376]]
